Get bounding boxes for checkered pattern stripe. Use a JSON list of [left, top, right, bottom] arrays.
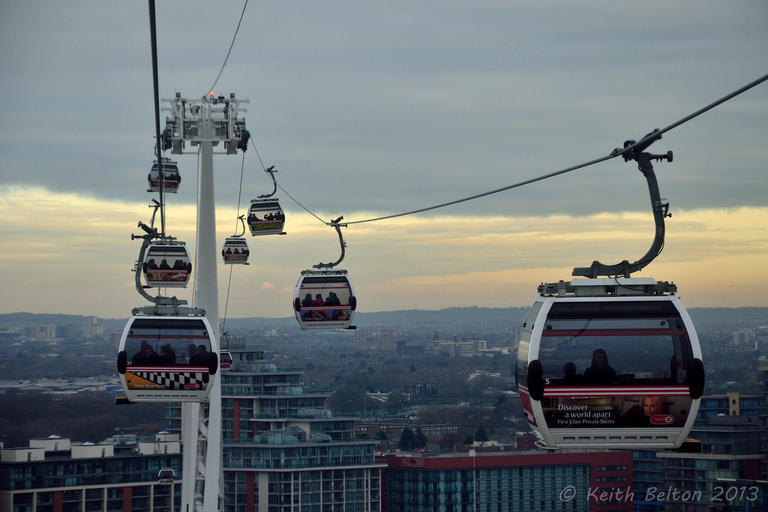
[[131, 370, 209, 390]]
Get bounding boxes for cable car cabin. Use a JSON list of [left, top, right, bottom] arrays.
[[148, 158, 181, 193], [220, 350, 232, 371], [116, 315, 218, 403], [515, 278, 704, 450], [293, 270, 356, 329], [222, 237, 249, 264], [247, 199, 285, 236], [143, 242, 191, 288], [158, 468, 175, 484]]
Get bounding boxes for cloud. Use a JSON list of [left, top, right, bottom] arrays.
[[1, 187, 766, 318], [1, 1, 767, 320]]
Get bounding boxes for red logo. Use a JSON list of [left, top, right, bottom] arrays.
[[650, 414, 674, 425], [187, 383, 201, 390]]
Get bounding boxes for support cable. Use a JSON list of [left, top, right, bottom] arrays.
[[221, 151, 248, 335], [148, 0, 166, 236], [256, 72, 768, 229], [207, 0, 249, 95]]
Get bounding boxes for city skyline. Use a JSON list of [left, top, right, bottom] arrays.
[[1, 2, 767, 319]]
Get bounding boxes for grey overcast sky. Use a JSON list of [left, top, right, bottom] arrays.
[[1, 1, 767, 319]]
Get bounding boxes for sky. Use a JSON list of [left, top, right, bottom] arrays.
[[1, 1, 767, 321]]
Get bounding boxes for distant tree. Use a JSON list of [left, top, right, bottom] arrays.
[[398, 427, 418, 451], [339, 353, 347, 359], [329, 386, 366, 415], [384, 391, 407, 415], [415, 427, 427, 448], [0, 392, 165, 447], [375, 430, 388, 441], [474, 426, 489, 442], [409, 364, 417, 373], [306, 362, 315, 371]]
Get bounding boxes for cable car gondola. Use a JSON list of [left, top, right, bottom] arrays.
[[293, 217, 356, 329], [116, 315, 218, 403], [220, 350, 232, 371], [247, 199, 285, 236], [222, 237, 249, 264], [158, 467, 175, 484], [148, 158, 181, 193], [142, 241, 191, 288], [222, 215, 249, 264], [515, 132, 704, 450], [515, 278, 704, 450], [294, 269, 357, 329]]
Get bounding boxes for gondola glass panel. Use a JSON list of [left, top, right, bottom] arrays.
[[294, 271, 356, 329], [143, 243, 191, 288], [148, 159, 181, 193], [222, 237, 249, 264], [247, 200, 285, 235], [516, 289, 703, 450], [117, 316, 218, 402]]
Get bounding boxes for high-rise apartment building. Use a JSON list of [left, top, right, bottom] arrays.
[[169, 341, 386, 512]]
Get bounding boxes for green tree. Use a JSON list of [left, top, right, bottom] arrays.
[[329, 386, 366, 415], [474, 426, 489, 442], [398, 427, 418, 451], [415, 427, 427, 448], [384, 391, 407, 415]]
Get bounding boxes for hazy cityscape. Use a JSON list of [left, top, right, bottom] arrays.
[[1, 307, 767, 511]]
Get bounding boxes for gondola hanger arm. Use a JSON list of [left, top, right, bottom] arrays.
[[313, 216, 347, 269], [573, 130, 673, 278]]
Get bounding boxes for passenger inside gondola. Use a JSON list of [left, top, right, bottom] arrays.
[[561, 362, 583, 385], [197, 344, 213, 365], [160, 344, 176, 365], [132, 342, 163, 366], [132, 341, 150, 364], [583, 349, 617, 384], [188, 343, 201, 365], [325, 292, 341, 306]]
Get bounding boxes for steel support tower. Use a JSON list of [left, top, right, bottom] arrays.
[[163, 92, 249, 512]]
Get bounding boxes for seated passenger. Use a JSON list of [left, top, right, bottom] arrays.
[[160, 344, 176, 365], [583, 349, 617, 385], [325, 292, 341, 307], [131, 340, 150, 365], [561, 362, 583, 385]]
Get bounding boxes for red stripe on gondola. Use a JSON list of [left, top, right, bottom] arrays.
[[126, 334, 211, 339], [541, 329, 687, 336], [543, 385, 690, 397], [302, 306, 351, 311], [127, 366, 209, 372]]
